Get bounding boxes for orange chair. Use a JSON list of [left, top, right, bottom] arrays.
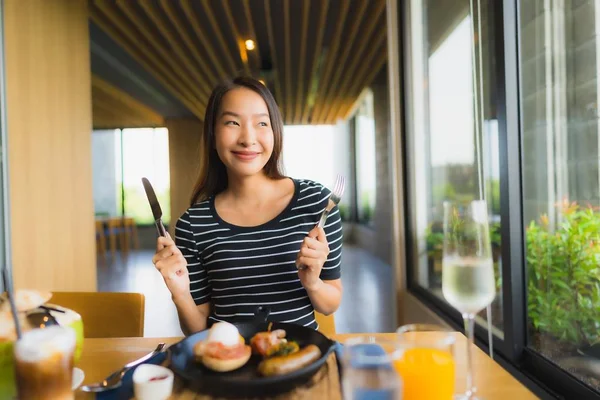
[[315, 312, 336, 337], [49, 292, 145, 338]]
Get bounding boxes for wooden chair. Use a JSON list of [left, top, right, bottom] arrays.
[[95, 220, 107, 263], [315, 312, 336, 337], [49, 292, 145, 338], [121, 217, 140, 254]]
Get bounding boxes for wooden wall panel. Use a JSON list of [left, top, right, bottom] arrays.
[[4, 0, 96, 291], [166, 118, 203, 235]]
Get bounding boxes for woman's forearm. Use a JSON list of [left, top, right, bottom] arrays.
[[305, 279, 342, 315], [172, 294, 209, 336]]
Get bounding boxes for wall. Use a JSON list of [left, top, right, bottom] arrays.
[[166, 118, 203, 234], [4, 0, 96, 291]]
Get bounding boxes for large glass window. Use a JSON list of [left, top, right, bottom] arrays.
[[92, 127, 170, 225], [355, 90, 377, 226], [405, 0, 503, 333], [520, 0, 600, 392]]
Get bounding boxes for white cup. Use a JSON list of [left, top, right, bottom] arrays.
[[132, 364, 174, 400]]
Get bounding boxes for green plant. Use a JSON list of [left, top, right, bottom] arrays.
[[527, 200, 600, 347], [338, 204, 350, 222]]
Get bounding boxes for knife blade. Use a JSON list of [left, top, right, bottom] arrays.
[[142, 177, 167, 237]]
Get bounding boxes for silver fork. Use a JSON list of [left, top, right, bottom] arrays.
[[298, 175, 345, 271], [316, 174, 345, 228]]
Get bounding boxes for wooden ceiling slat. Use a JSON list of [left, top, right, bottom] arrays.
[[337, 45, 387, 121], [160, 0, 219, 85], [90, 2, 205, 118], [264, 0, 282, 104], [222, 1, 249, 75], [325, 1, 386, 122], [180, 0, 230, 81], [92, 75, 164, 126], [293, 0, 311, 124], [138, 1, 212, 101], [198, 0, 240, 75], [309, 0, 351, 125], [315, 0, 369, 124], [283, 0, 292, 123], [91, 0, 386, 126], [115, 1, 207, 108], [329, 26, 387, 123], [301, 0, 329, 124], [242, 0, 261, 72]]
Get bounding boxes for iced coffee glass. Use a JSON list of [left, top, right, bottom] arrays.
[[14, 326, 76, 400]]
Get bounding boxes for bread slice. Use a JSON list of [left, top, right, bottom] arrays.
[[201, 345, 251, 372]]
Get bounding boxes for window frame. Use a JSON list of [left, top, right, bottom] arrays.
[[399, 0, 600, 397]]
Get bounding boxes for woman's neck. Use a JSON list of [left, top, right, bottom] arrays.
[[224, 173, 279, 202]]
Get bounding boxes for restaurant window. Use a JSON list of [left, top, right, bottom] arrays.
[[354, 90, 377, 226], [520, 0, 600, 393], [92, 127, 170, 225], [404, 0, 503, 334]]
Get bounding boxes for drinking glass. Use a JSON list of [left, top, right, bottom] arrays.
[[395, 324, 456, 400], [341, 336, 403, 400], [442, 200, 495, 399]]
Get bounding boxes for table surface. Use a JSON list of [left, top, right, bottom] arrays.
[[74, 333, 539, 399]]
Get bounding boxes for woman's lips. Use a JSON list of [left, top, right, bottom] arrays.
[[232, 151, 260, 161]]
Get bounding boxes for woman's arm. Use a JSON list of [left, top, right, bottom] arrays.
[[304, 278, 343, 315], [172, 297, 210, 336]]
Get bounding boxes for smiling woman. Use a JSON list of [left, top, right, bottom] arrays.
[[151, 77, 344, 336]]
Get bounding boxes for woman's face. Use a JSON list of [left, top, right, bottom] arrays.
[[214, 87, 274, 178]]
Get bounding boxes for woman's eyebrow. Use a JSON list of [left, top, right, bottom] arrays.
[[220, 111, 269, 118]]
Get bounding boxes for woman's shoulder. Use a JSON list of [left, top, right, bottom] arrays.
[[292, 178, 332, 212], [175, 199, 214, 227], [293, 178, 332, 197]]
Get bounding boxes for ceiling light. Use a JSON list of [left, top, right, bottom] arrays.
[[245, 40, 255, 51]]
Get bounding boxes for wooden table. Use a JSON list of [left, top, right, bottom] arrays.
[[75, 334, 538, 399]]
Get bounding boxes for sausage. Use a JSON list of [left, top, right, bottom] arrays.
[[258, 344, 322, 376]]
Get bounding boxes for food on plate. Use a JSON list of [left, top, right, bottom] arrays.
[[265, 340, 299, 357], [250, 329, 287, 356], [194, 322, 251, 372], [257, 344, 322, 376]]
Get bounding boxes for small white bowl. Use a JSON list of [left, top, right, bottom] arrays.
[[132, 364, 174, 400]]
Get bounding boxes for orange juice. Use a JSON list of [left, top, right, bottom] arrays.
[[393, 347, 455, 400]]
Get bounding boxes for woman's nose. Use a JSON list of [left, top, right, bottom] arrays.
[[239, 125, 257, 146]]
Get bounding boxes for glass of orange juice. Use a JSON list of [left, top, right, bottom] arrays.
[[395, 324, 456, 400]]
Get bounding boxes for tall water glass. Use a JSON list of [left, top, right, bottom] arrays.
[[442, 200, 495, 399], [341, 336, 403, 400]]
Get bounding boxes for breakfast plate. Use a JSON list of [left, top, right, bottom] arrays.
[[167, 308, 336, 397]]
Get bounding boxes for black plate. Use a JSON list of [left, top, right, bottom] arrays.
[[167, 309, 337, 397]]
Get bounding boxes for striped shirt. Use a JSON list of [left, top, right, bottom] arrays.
[[175, 178, 343, 330]]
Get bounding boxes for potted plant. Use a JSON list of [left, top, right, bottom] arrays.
[[527, 200, 600, 351]]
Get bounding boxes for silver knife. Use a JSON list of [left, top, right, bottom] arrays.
[[142, 177, 167, 237]]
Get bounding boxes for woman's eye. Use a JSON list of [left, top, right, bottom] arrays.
[[225, 120, 239, 126], [258, 122, 269, 127]]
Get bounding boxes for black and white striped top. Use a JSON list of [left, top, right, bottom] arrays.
[[175, 178, 343, 329]]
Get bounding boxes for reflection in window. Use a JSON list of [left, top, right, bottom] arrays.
[[406, 0, 503, 333], [521, 0, 600, 392], [355, 90, 377, 226], [92, 128, 170, 225]]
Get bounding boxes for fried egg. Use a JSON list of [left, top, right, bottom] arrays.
[[206, 322, 244, 346]]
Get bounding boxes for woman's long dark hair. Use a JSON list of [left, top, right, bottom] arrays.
[[190, 76, 286, 206]]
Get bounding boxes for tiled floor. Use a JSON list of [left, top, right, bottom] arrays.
[[98, 245, 396, 337]]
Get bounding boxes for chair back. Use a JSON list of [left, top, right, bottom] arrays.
[[49, 291, 145, 338], [315, 312, 336, 337]]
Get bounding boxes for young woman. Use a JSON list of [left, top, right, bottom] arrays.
[[152, 76, 343, 335]]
